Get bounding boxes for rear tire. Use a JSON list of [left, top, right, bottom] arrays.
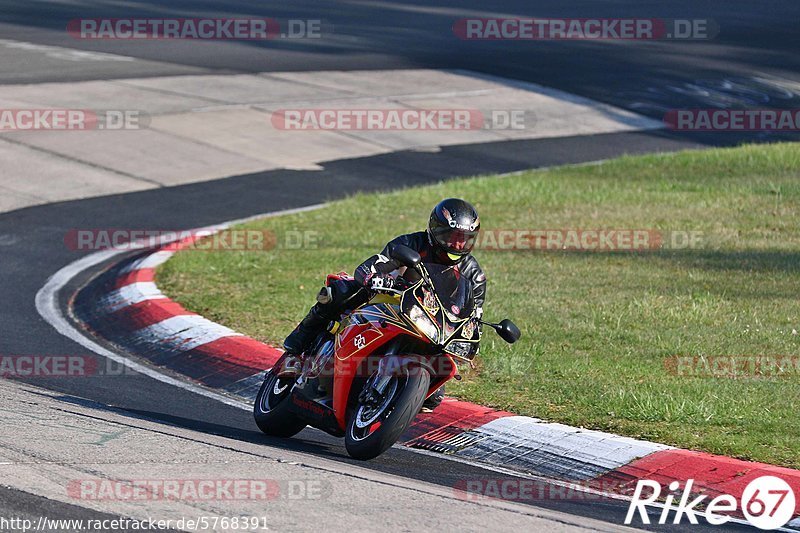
[[253, 371, 306, 438], [344, 367, 430, 460]]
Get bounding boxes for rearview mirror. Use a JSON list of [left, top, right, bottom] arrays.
[[391, 244, 422, 269], [496, 319, 521, 344]]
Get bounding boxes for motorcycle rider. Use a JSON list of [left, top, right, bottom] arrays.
[[276, 198, 487, 410]]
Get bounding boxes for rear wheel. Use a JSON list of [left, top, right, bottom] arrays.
[[253, 370, 306, 438], [344, 367, 430, 460]]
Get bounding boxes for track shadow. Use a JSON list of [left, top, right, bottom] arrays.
[[33, 390, 349, 460]]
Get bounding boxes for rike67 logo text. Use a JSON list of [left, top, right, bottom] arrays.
[[625, 476, 796, 530]]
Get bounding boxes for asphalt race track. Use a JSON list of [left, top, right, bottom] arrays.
[[1, 1, 798, 531], [1, 0, 799, 121], [6, 134, 742, 532]]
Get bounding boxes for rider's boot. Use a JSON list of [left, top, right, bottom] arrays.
[[276, 305, 331, 379]]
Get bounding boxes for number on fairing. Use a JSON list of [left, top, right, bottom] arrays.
[[354, 334, 366, 349]]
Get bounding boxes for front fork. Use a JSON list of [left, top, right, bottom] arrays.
[[359, 354, 436, 404], [358, 374, 393, 405]]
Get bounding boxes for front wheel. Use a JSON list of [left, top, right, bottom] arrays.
[[253, 370, 307, 438], [344, 367, 430, 460]]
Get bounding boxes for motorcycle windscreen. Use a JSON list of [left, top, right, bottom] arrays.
[[426, 263, 474, 319]]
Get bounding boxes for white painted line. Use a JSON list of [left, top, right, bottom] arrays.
[[37, 250, 251, 411], [132, 315, 241, 352], [35, 203, 327, 411]]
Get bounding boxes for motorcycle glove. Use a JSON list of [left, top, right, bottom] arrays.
[[368, 273, 408, 291]]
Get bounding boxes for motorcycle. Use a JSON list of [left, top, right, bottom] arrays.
[[253, 244, 521, 460]]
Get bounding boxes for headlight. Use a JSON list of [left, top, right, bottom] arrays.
[[446, 341, 474, 359], [409, 304, 439, 342]]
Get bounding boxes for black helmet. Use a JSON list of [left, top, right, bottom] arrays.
[[428, 198, 480, 260]]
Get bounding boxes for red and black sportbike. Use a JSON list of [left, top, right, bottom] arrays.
[[253, 245, 521, 460]]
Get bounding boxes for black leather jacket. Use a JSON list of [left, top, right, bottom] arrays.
[[354, 231, 487, 315]]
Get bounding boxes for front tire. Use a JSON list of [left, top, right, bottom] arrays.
[[253, 371, 306, 438], [344, 367, 430, 460]]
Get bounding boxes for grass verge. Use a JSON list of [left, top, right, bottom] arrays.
[[158, 142, 800, 468]]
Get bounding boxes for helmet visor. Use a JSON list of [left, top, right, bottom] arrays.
[[431, 226, 478, 255]]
